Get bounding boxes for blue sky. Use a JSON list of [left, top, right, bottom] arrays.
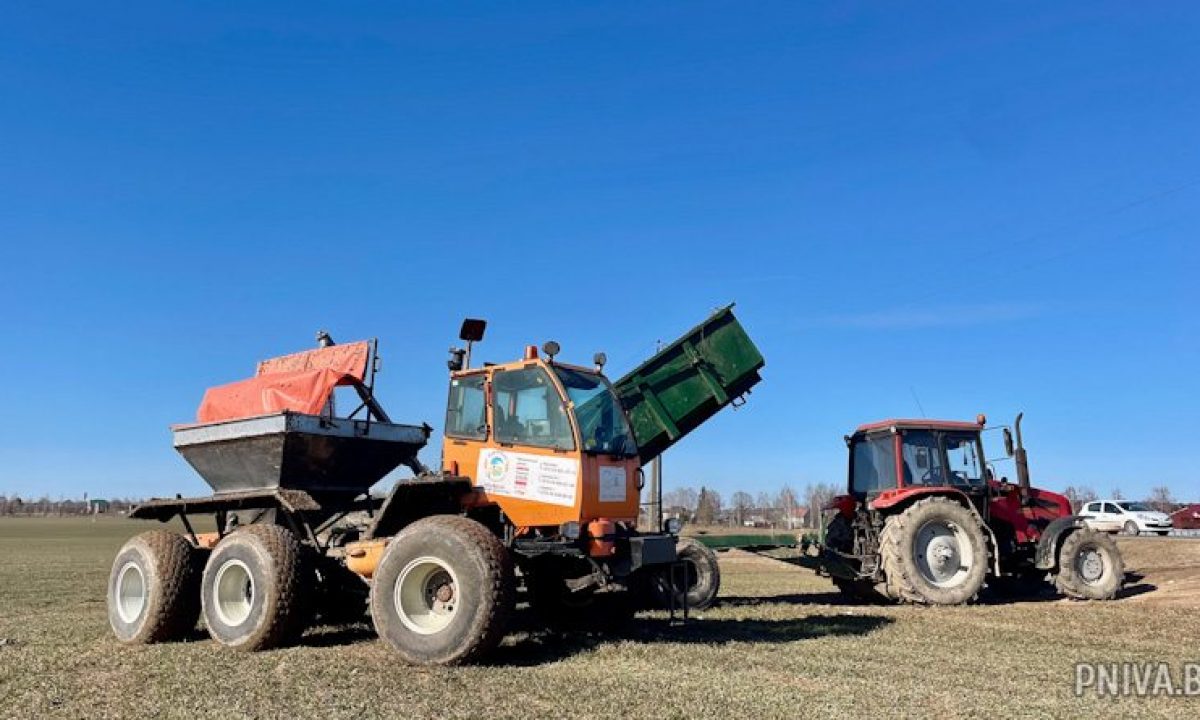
[[1, 2, 1197, 502]]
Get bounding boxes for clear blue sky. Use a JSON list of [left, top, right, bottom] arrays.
[[2, 2, 1196, 502]]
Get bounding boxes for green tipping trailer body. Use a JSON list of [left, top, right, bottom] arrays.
[[614, 305, 764, 465]]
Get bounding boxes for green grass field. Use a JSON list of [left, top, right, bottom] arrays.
[[1, 517, 1198, 719]]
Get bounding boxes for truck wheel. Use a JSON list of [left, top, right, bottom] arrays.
[[370, 516, 514, 665], [201, 524, 307, 651], [648, 538, 721, 610], [879, 497, 988, 605], [108, 531, 201, 644], [1122, 521, 1139, 536], [1055, 529, 1123, 600]]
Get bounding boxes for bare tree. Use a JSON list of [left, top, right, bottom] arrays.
[[1147, 486, 1175, 514], [803, 482, 839, 529], [1110, 487, 1125, 501], [662, 486, 699, 519], [730, 491, 754, 526], [777, 485, 799, 528], [1063, 485, 1099, 513]]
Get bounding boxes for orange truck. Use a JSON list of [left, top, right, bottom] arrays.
[[107, 307, 763, 665]]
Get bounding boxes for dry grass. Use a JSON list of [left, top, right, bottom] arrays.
[[1, 517, 1198, 719]]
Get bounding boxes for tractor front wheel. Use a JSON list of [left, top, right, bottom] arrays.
[[1054, 529, 1123, 600], [878, 497, 989, 605], [370, 516, 514, 665]]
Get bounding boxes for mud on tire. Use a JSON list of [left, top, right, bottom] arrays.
[[108, 530, 202, 644], [1054, 528, 1123, 600], [879, 497, 989, 605], [201, 524, 308, 651], [370, 515, 514, 666]]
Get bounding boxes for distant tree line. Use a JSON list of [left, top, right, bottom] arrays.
[[0, 496, 142, 516], [663, 482, 839, 529], [1049, 485, 1179, 514]]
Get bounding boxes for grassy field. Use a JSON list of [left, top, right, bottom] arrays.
[[1, 517, 1198, 719]]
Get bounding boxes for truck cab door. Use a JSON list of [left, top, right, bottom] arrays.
[[441, 373, 489, 477]]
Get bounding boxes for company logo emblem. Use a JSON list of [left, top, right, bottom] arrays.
[[485, 452, 508, 482]]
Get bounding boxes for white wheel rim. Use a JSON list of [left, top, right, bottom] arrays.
[[913, 519, 972, 588], [1077, 547, 1105, 584], [394, 556, 459, 635], [115, 561, 147, 624], [213, 559, 255, 627]]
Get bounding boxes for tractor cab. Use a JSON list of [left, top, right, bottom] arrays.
[[439, 320, 643, 531], [847, 418, 989, 503]]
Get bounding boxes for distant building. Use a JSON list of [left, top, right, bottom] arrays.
[[1170, 504, 1200, 530], [89, 499, 111, 514]]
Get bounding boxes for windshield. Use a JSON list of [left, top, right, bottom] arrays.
[[552, 367, 638, 457], [1117, 502, 1151, 512], [901, 430, 984, 486]]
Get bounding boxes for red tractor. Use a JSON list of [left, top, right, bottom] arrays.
[[819, 413, 1123, 604]]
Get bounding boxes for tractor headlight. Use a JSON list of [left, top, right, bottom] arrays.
[[664, 517, 683, 535], [559, 521, 581, 540]]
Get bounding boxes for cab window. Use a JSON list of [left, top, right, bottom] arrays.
[[492, 367, 575, 450], [851, 435, 896, 494], [444, 374, 486, 440], [901, 430, 944, 485]]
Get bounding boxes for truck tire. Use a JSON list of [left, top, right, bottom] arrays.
[[108, 530, 201, 644], [370, 516, 513, 665], [1054, 528, 1123, 600], [647, 538, 721, 610], [878, 497, 989, 605], [201, 524, 307, 651]]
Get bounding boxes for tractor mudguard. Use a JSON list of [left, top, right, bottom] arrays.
[[1034, 515, 1087, 570]]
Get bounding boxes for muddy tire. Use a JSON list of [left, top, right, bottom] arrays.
[[201, 524, 307, 651], [370, 516, 513, 665], [1054, 528, 1123, 600], [108, 531, 202, 644], [648, 538, 721, 611], [878, 497, 989, 605]]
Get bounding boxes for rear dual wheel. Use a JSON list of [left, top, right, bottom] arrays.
[[200, 524, 308, 651], [107, 531, 202, 644]]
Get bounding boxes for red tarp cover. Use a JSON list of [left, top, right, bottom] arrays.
[[257, 342, 370, 380], [196, 341, 371, 423]]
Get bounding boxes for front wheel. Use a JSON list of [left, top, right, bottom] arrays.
[[1122, 521, 1139, 536], [1055, 529, 1123, 600], [370, 516, 514, 665]]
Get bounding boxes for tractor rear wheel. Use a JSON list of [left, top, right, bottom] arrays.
[[201, 524, 308, 651], [108, 530, 202, 644], [878, 497, 988, 605], [1054, 529, 1123, 600], [648, 538, 721, 611], [370, 516, 514, 665]]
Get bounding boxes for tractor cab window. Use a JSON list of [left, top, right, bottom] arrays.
[[944, 433, 984, 484], [851, 434, 897, 494], [445, 374, 487, 440], [492, 367, 575, 451], [552, 366, 638, 457], [901, 430, 944, 486]]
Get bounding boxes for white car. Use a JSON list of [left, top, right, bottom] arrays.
[[1079, 500, 1173, 536]]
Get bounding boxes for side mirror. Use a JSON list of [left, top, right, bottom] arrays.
[[459, 318, 487, 343], [1003, 428, 1014, 457]]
